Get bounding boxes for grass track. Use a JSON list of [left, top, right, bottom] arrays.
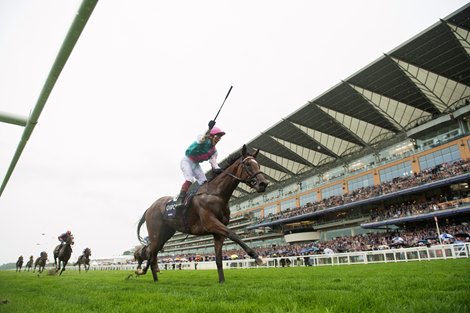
[[0, 259, 469, 313]]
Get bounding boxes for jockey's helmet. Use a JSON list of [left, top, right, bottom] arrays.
[[210, 127, 225, 137], [66, 230, 71, 235]]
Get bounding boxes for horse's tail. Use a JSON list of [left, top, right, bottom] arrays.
[[137, 209, 148, 244]]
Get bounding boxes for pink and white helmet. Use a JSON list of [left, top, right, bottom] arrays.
[[210, 127, 225, 136]]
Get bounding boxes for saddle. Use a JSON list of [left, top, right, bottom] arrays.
[[163, 183, 202, 220]]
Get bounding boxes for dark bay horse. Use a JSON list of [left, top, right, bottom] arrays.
[[134, 245, 150, 271], [33, 252, 48, 273], [24, 256, 34, 272], [74, 248, 91, 273], [136, 145, 269, 283], [16, 256, 23, 272], [54, 235, 74, 275]]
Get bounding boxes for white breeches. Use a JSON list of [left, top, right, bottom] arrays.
[[180, 156, 207, 185]]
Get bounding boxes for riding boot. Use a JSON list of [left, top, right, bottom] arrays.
[[175, 190, 187, 209]]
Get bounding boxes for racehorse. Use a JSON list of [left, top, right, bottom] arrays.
[[136, 145, 269, 283], [16, 256, 23, 272], [24, 256, 34, 272], [74, 248, 91, 273], [54, 235, 74, 275], [133, 245, 150, 271], [33, 252, 48, 273]]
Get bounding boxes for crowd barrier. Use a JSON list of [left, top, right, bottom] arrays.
[[83, 243, 469, 271]]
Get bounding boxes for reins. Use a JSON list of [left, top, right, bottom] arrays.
[[193, 155, 264, 197]]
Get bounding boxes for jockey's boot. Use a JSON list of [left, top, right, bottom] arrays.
[[175, 190, 187, 211]]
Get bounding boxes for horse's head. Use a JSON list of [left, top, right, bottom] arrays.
[[231, 145, 269, 193], [67, 235, 74, 245]]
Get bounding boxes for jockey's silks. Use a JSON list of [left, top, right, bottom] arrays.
[[185, 139, 217, 163]]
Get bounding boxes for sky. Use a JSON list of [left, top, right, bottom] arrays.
[[0, 0, 468, 265]]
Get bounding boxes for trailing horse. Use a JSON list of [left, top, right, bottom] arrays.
[[24, 256, 34, 272], [16, 256, 23, 272], [33, 252, 48, 273], [136, 145, 269, 283], [74, 247, 91, 273], [134, 244, 150, 271], [54, 235, 74, 275]]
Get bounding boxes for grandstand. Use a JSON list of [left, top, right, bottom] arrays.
[[159, 3, 470, 259]]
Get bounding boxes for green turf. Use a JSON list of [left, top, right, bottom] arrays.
[[0, 259, 469, 313]]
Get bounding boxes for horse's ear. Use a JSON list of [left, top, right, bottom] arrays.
[[253, 149, 259, 158], [242, 144, 247, 157]]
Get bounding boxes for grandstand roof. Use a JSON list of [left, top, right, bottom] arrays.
[[223, 4, 470, 200]]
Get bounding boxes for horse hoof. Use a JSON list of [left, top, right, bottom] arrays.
[[255, 256, 265, 265], [135, 269, 144, 275]]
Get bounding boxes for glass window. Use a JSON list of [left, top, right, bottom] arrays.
[[418, 145, 461, 170], [263, 205, 277, 217], [280, 198, 296, 211], [379, 161, 412, 183], [321, 183, 343, 199], [303, 176, 319, 189], [299, 192, 316, 207], [348, 174, 374, 192]]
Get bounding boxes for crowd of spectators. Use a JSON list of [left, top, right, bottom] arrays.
[[162, 222, 469, 263], [368, 198, 470, 222], [158, 160, 470, 264], [255, 159, 470, 225]]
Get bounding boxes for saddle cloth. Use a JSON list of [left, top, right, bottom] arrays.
[[163, 199, 178, 219], [163, 184, 201, 219]]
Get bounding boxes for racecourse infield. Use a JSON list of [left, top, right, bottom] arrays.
[[0, 259, 469, 313]]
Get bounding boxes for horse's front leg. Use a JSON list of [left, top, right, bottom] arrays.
[[210, 219, 264, 265], [213, 234, 226, 283], [227, 229, 264, 265], [59, 262, 67, 275]]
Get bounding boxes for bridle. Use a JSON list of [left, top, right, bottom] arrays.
[[228, 156, 264, 187]]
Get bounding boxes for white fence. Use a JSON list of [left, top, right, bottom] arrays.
[[86, 243, 469, 271]]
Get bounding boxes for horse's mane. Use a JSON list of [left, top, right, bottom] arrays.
[[224, 152, 242, 168], [207, 152, 242, 182]]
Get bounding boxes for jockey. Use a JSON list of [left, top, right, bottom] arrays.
[[175, 120, 225, 209], [58, 230, 72, 245]]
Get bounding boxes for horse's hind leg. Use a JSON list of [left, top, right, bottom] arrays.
[[147, 227, 175, 281], [213, 234, 226, 283], [149, 253, 159, 282]]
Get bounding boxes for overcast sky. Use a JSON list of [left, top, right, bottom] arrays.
[[0, 0, 467, 265]]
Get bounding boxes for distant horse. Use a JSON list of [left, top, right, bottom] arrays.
[[24, 256, 34, 272], [74, 248, 91, 273], [33, 252, 48, 273], [16, 256, 23, 272], [136, 145, 269, 283], [133, 245, 150, 271], [54, 235, 74, 275]]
